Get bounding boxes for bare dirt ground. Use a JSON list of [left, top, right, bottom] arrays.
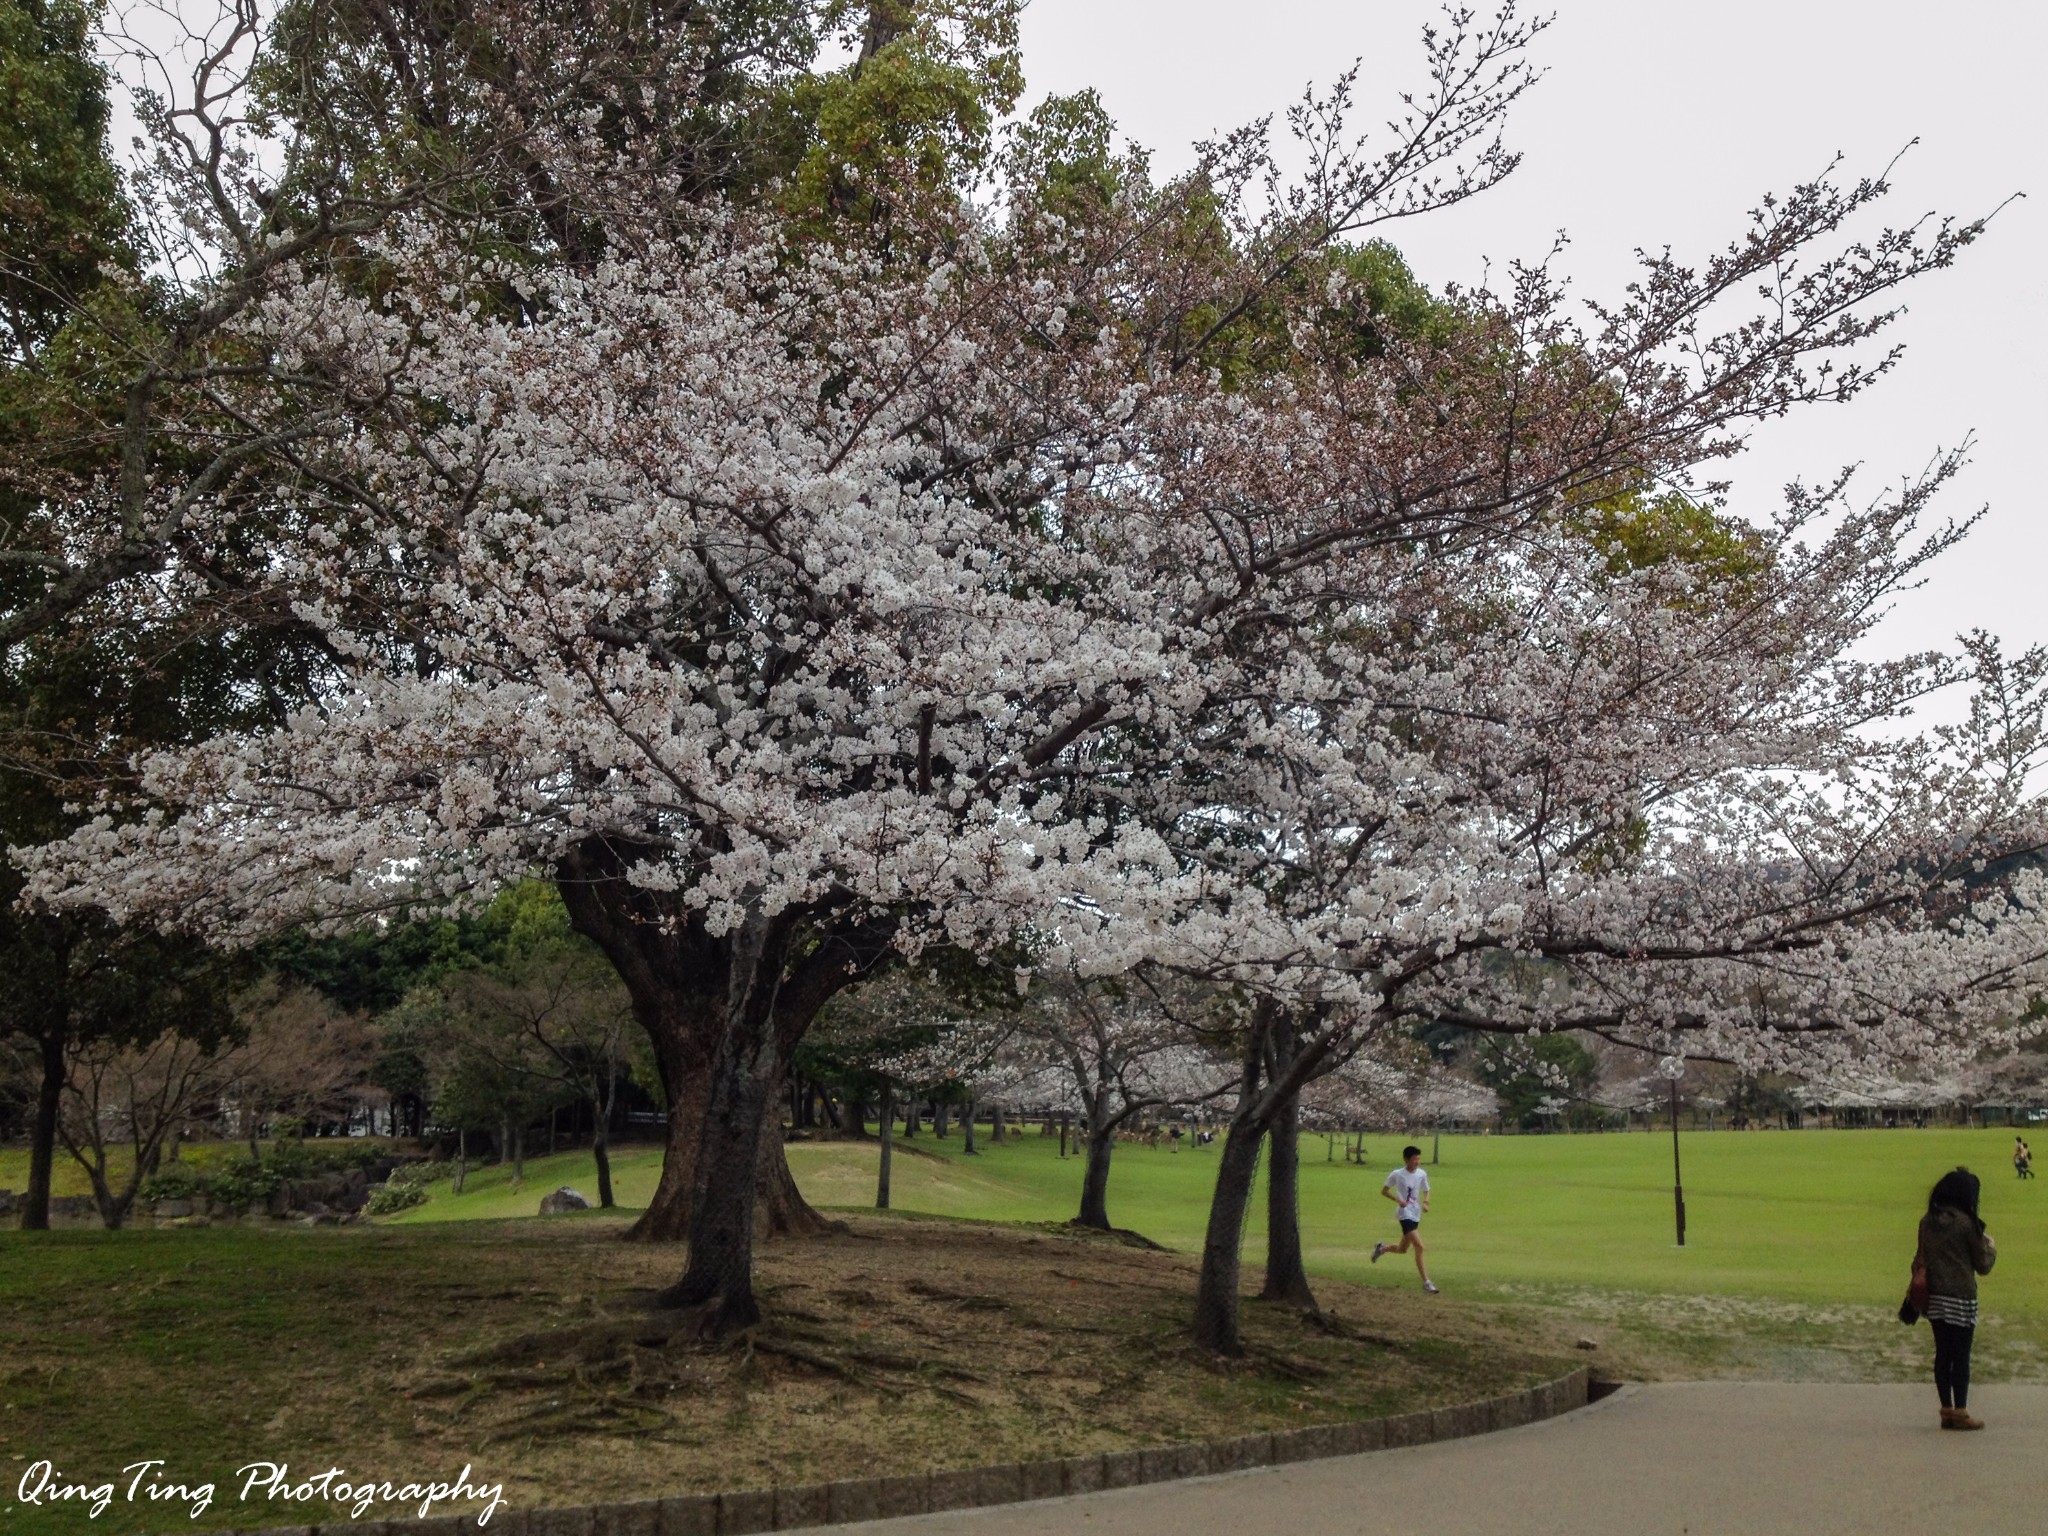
[[408, 1213, 1573, 1506]]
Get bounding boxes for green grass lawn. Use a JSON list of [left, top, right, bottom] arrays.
[[386, 1122, 2048, 1376], [15, 1121, 2044, 1378]]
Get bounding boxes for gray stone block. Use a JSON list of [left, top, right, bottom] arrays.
[[715, 1490, 775, 1536], [1137, 1447, 1179, 1484], [926, 1468, 980, 1512], [595, 1499, 661, 1536], [824, 1481, 878, 1526], [1432, 1403, 1471, 1441], [1100, 1449, 1145, 1489], [974, 1463, 1024, 1506], [656, 1495, 716, 1536], [1493, 1392, 1531, 1431], [1228, 1432, 1275, 1471], [771, 1483, 828, 1531], [1336, 1417, 1386, 1455], [1382, 1411, 1431, 1448], [529, 1507, 595, 1536], [485, 1510, 533, 1536], [1019, 1461, 1065, 1502], [1267, 1428, 1317, 1465], [1059, 1455, 1106, 1495], [872, 1475, 927, 1520]]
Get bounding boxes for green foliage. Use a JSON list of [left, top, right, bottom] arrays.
[[780, 2, 1022, 234], [135, 1162, 206, 1203], [1566, 486, 1771, 593], [0, 0, 134, 358], [1475, 1032, 1600, 1129], [363, 1181, 428, 1215]]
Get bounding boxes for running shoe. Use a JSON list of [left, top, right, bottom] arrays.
[[1424, 1282, 1440, 1294], [1370, 1242, 1386, 1263]]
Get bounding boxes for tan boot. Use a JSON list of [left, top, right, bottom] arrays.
[[1944, 1408, 1985, 1431], [1940, 1407, 1956, 1429]]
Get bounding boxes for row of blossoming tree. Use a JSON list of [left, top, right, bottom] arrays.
[[8, 1, 2048, 1353]]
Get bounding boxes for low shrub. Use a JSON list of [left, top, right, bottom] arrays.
[[365, 1183, 428, 1216], [138, 1164, 206, 1204]]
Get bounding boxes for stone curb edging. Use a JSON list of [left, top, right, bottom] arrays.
[[221, 1366, 1589, 1536]]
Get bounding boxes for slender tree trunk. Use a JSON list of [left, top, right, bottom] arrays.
[[933, 1100, 951, 1137], [903, 1099, 919, 1137], [1260, 1084, 1317, 1309], [962, 1095, 977, 1154], [512, 1124, 525, 1183], [592, 1102, 615, 1209], [454, 1129, 468, 1194], [991, 1102, 1005, 1142], [19, 1024, 64, 1231], [877, 1082, 895, 1209], [1192, 1115, 1266, 1354], [1075, 1117, 1118, 1229]]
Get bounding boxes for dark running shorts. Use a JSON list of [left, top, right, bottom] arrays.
[[1400, 1218, 1420, 1233]]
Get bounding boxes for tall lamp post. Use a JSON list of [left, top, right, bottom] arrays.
[[1661, 1055, 1687, 1247]]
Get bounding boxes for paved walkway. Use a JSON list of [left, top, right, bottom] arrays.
[[839, 1383, 2048, 1536]]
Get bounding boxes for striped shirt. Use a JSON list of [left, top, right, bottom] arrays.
[[1924, 1293, 1979, 1328]]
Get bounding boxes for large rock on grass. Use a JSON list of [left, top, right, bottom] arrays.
[[539, 1186, 592, 1214]]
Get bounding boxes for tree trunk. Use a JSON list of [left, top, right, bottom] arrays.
[[903, 1099, 919, 1137], [1259, 1085, 1318, 1309], [652, 907, 789, 1334], [1192, 1115, 1265, 1354], [512, 1124, 526, 1183], [19, 1023, 64, 1231], [1075, 1117, 1117, 1229], [991, 1101, 1005, 1142], [962, 1096, 977, 1154], [877, 1082, 895, 1209], [454, 1129, 468, 1194], [755, 1105, 838, 1237], [933, 1101, 951, 1137], [556, 840, 892, 1320], [593, 1110, 615, 1209]]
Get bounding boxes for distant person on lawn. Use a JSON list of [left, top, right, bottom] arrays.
[[1916, 1167, 1997, 1430], [1372, 1145, 1438, 1293]]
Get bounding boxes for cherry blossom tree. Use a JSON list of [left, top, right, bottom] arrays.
[[1010, 972, 1237, 1231], [20, 3, 2048, 1348]]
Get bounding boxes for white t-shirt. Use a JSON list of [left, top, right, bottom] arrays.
[[1385, 1166, 1430, 1222]]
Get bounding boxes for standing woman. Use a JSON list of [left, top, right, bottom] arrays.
[[1917, 1167, 1998, 1429]]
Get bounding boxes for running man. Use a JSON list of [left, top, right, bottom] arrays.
[[1371, 1144, 1438, 1292]]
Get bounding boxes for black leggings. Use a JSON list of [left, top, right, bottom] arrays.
[[1931, 1320, 1974, 1409]]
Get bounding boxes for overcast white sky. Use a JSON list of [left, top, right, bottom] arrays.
[[1017, 1, 2046, 666]]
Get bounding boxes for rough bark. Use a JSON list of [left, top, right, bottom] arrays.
[[1075, 1117, 1117, 1230], [962, 1095, 977, 1154], [876, 1081, 895, 1208], [1191, 1114, 1265, 1354], [593, 1111, 615, 1209], [557, 839, 892, 1321], [20, 1024, 64, 1230], [1259, 1084, 1318, 1309], [1193, 1005, 1341, 1353]]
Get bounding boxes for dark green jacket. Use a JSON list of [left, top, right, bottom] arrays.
[[1918, 1205, 1996, 1301]]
